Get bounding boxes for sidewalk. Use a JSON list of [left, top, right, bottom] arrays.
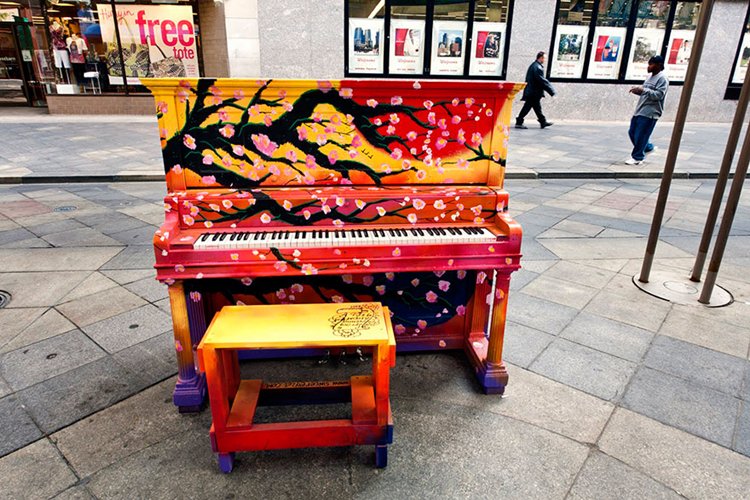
[[0, 109, 745, 182], [0, 176, 748, 498]]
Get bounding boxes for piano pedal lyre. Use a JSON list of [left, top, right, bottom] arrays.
[[316, 349, 331, 365]]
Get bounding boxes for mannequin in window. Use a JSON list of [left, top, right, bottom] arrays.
[[66, 32, 88, 84], [49, 19, 71, 82]]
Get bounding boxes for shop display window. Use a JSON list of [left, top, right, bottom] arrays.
[[40, 0, 202, 96], [727, 1, 750, 96], [345, 0, 515, 79], [549, 0, 702, 84]]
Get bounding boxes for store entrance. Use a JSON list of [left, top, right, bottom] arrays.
[[0, 20, 45, 106]]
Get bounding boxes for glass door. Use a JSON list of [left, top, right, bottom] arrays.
[[0, 24, 29, 105]]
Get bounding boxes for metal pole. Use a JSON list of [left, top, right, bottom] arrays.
[[691, 64, 750, 282], [638, 0, 715, 283], [699, 116, 750, 304]]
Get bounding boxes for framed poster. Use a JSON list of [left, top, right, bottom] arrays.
[[550, 25, 588, 78], [587, 27, 626, 80], [349, 18, 384, 74], [664, 29, 695, 82], [389, 19, 425, 75], [732, 32, 750, 85], [625, 28, 665, 81], [468, 22, 505, 77], [98, 4, 199, 85], [430, 20, 466, 76]]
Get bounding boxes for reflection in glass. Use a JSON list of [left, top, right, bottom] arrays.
[[433, 1, 470, 21], [672, 2, 700, 30], [557, 0, 594, 25], [474, 0, 510, 23], [635, 1, 671, 29], [597, 0, 632, 27]]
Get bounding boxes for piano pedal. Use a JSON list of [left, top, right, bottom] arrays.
[[355, 347, 367, 363], [337, 349, 348, 365], [316, 349, 331, 365]]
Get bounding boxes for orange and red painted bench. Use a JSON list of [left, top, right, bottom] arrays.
[[197, 302, 396, 472]]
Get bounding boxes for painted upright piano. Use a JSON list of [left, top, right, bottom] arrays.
[[146, 78, 524, 411]]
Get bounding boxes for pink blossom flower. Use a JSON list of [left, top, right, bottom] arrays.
[[303, 209, 311, 219], [316, 134, 328, 146], [174, 264, 185, 273], [386, 125, 396, 135], [283, 200, 293, 210], [456, 305, 466, 316], [376, 206, 387, 216], [342, 274, 354, 284], [201, 175, 216, 185], [389, 113, 400, 124], [427, 112, 436, 125], [376, 285, 386, 295], [471, 132, 483, 146], [423, 100, 433, 109], [175, 340, 183, 352], [305, 155, 316, 169], [317, 80, 333, 92], [366, 98, 378, 107], [221, 155, 232, 167], [297, 126, 308, 141], [269, 165, 281, 176], [282, 101, 293, 112], [438, 280, 450, 292], [331, 294, 344, 302], [477, 271, 487, 284], [202, 154, 214, 165], [171, 164, 183, 174], [392, 247, 401, 257], [260, 213, 272, 223], [451, 115, 462, 124], [218, 110, 229, 122], [351, 135, 362, 148], [433, 200, 446, 210], [452, 98, 460, 106], [457, 129, 466, 145], [416, 170, 427, 180], [413, 199, 426, 210], [276, 289, 287, 299], [438, 118, 447, 130], [349, 150, 358, 159], [457, 270, 467, 279], [391, 148, 403, 160], [232, 145, 244, 156], [407, 213, 418, 224], [373, 118, 382, 126], [313, 112, 323, 122], [411, 278, 420, 287], [333, 219, 344, 227], [252, 134, 279, 156], [406, 131, 418, 141], [426, 291, 438, 303], [363, 275, 374, 286], [328, 150, 339, 165], [417, 319, 427, 329], [177, 89, 189, 103], [457, 158, 469, 169], [183, 134, 196, 150], [339, 87, 353, 99], [273, 261, 288, 272], [386, 272, 395, 281], [264, 115, 273, 127], [182, 215, 194, 226], [156, 101, 168, 114], [435, 138, 447, 150], [391, 96, 403, 105], [395, 324, 406, 334], [286, 150, 298, 162]]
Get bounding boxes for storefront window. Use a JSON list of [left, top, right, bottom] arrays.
[[549, 0, 702, 84], [345, 0, 515, 79], [37, 0, 201, 96], [729, 3, 750, 87]]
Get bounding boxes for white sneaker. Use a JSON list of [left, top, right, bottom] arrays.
[[625, 158, 643, 165]]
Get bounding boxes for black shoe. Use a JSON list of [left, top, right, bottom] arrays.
[[540, 121, 554, 129], [515, 123, 528, 129]]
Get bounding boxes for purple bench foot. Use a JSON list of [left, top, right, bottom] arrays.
[[217, 453, 235, 473]]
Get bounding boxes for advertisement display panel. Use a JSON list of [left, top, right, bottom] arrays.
[[550, 25, 588, 78], [430, 20, 466, 76], [349, 18, 384, 74], [587, 26, 627, 80], [664, 29, 694, 82], [98, 4, 199, 85], [468, 22, 505, 77], [625, 27, 665, 81], [389, 19, 424, 75], [732, 32, 750, 85]]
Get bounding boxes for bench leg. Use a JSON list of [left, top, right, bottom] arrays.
[[375, 445, 388, 468]]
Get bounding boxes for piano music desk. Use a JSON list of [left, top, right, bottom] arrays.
[[197, 302, 396, 472]]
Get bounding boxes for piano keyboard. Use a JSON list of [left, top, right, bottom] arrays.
[[193, 226, 497, 250]]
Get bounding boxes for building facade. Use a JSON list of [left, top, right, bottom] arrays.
[[0, 0, 747, 121]]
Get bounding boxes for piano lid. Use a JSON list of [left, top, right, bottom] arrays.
[[144, 78, 524, 192]]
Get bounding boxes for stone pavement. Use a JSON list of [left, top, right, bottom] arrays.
[[0, 178, 749, 498], [0, 108, 746, 181]]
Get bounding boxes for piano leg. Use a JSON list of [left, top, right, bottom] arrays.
[[168, 281, 207, 412], [466, 270, 510, 395]]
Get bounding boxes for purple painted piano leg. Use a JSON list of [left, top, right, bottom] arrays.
[[168, 281, 207, 412]]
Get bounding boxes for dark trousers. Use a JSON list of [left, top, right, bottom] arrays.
[[628, 115, 658, 161], [517, 98, 546, 125]]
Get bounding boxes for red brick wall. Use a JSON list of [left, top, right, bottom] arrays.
[[46, 95, 155, 115]]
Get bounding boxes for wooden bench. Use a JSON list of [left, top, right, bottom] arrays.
[[197, 302, 396, 472]]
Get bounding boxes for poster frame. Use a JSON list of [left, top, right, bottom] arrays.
[[430, 20, 467, 77], [389, 18, 425, 75], [348, 17, 385, 75], [624, 27, 666, 82], [664, 28, 696, 83], [549, 24, 588, 79], [468, 21, 506, 77], [587, 26, 628, 81]]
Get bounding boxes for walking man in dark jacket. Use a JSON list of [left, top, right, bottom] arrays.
[[516, 51, 556, 129]]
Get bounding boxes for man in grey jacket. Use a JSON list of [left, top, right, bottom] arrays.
[[626, 55, 668, 165]]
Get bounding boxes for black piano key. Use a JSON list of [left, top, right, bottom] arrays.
[[199, 233, 210, 242], [219, 233, 227, 241], [284, 232, 290, 239]]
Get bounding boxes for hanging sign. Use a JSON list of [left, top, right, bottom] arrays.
[[98, 4, 199, 85], [625, 28, 665, 81], [431, 20, 466, 76], [550, 25, 588, 78], [389, 19, 424, 75], [349, 18, 384, 74], [587, 26, 626, 80], [468, 22, 505, 77]]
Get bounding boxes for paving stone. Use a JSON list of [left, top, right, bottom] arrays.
[[0, 439, 77, 498], [0, 271, 89, 308], [0, 247, 123, 272], [544, 260, 616, 289], [519, 259, 557, 274], [153, 297, 171, 314], [518, 237, 560, 260], [599, 408, 750, 499], [560, 312, 654, 362], [0, 308, 76, 354], [58, 272, 119, 303], [584, 289, 671, 332], [117, 203, 164, 226], [82, 304, 173, 353], [502, 321, 555, 368], [17, 356, 143, 434], [57, 286, 147, 328], [106, 225, 158, 246], [541, 237, 691, 261], [51, 485, 96, 499], [506, 292, 579, 335], [75, 212, 147, 235], [521, 275, 600, 309], [0, 236, 51, 248], [0, 227, 37, 245], [111, 332, 177, 385], [621, 367, 739, 448], [123, 277, 168, 303], [549, 219, 604, 237], [43, 227, 122, 247], [100, 268, 155, 285], [100, 245, 156, 270], [530, 338, 637, 401], [658, 306, 750, 359], [0, 330, 106, 391], [644, 335, 747, 397], [0, 307, 47, 347], [0, 395, 43, 457], [568, 451, 682, 500], [51, 377, 189, 477], [0, 376, 9, 399], [26, 218, 86, 237]]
